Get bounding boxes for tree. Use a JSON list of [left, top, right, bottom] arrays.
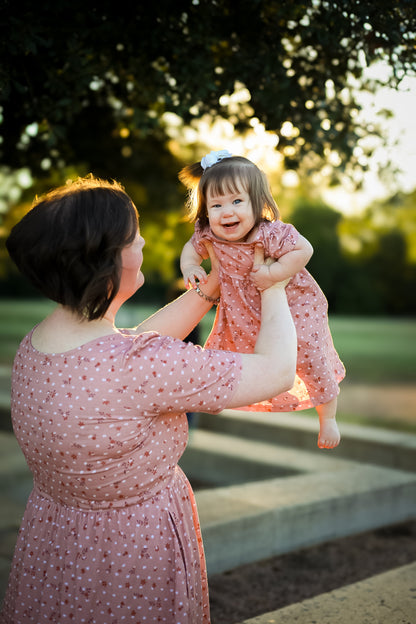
[[1, 0, 415, 180], [324, 192, 416, 315], [289, 199, 345, 306]]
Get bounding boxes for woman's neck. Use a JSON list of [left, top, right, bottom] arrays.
[[31, 305, 118, 354]]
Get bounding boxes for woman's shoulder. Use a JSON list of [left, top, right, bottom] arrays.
[[118, 330, 194, 360], [16, 329, 162, 360], [113, 330, 170, 355]]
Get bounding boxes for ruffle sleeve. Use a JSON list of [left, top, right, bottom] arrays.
[[260, 220, 299, 258], [190, 220, 212, 259]]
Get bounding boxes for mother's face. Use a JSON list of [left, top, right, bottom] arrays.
[[117, 229, 145, 301]]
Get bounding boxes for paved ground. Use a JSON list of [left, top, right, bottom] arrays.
[[239, 560, 416, 624], [208, 519, 416, 623]]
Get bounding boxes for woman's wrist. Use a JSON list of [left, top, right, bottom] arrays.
[[261, 277, 291, 292], [193, 283, 220, 305], [260, 280, 289, 309], [197, 269, 220, 300]]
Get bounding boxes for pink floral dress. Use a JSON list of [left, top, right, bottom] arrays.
[[0, 330, 241, 624], [191, 219, 345, 411]]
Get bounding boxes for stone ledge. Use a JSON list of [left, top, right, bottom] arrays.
[[181, 429, 356, 487], [198, 410, 416, 472], [197, 464, 416, 575], [239, 561, 416, 624]]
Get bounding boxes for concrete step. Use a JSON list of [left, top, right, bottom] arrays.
[[239, 561, 416, 624], [181, 428, 356, 487], [186, 429, 416, 575], [198, 409, 416, 472]]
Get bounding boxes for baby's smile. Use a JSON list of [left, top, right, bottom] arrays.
[[207, 188, 256, 242]]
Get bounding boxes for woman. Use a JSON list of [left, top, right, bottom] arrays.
[[1, 175, 296, 623]]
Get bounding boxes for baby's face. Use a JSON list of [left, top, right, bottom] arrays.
[[206, 187, 256, 243]]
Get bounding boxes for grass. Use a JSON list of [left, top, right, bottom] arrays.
[[328, 316, 416, 385]]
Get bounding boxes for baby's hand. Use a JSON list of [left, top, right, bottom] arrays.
[[182, 265, 208, 289], [318, 419, 341, 449], [250, 264, 277, 290]]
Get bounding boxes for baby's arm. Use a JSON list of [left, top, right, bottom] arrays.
[[251, 234, 313, 290], [180, 239, 208, 288]]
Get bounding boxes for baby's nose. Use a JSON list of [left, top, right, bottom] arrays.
[[222, 203, 234, 215]]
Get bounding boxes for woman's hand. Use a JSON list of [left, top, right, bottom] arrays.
[[183, 265, 208, 289], [250, 244, 291, 290], [201, 240, 220, 300]]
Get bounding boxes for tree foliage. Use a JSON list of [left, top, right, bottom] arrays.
[[1, 0, 415, 179], [1, 0, 416, 314], [288, 192, 416, 316], [289, 200, 344, 305]]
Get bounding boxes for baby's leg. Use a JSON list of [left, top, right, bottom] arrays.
[[316, 397, 340, 449]]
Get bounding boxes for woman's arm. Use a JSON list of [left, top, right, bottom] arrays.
[[225, 277, 297, 408], [251, 234, 313, 290], [129, 244, 297, 407], [135, 286, 216, 340], [131, 241, 220, 340]]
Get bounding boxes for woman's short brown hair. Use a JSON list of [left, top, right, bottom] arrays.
[[179, 156, 279, 228], [6, 176, 139, 320]]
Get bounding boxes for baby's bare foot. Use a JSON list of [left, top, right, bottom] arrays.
[[318, 419, 340, 449]]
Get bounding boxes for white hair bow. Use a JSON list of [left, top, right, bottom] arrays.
[[200, 149, 232, 170]]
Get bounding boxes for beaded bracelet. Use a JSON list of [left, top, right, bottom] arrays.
[[194, 284, 220, 305]]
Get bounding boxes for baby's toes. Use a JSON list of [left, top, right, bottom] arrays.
[[318, 435, 339, 449]]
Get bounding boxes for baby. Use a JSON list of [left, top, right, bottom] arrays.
[[180, 150, 345, 449]]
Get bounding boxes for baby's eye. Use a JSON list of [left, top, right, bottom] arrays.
[[233, 198, 242, 205]]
